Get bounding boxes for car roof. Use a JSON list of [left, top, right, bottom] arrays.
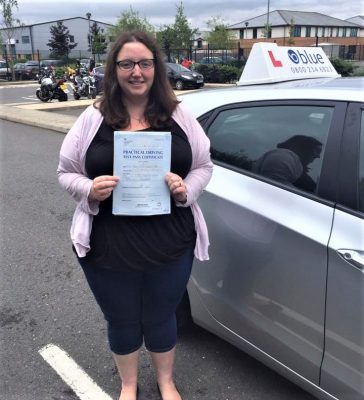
[[178, 77, 364, 117]]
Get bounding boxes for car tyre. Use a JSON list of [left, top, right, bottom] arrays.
[[175, 79, 184, 90]]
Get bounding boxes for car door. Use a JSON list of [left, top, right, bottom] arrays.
[[321, 102, 364, 400], [191, 100, 346, 383], [166, 65, 175, 86]]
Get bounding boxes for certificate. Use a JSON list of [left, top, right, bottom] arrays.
[[113, 131, 171, 216]]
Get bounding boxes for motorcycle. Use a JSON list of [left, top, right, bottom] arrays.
[[36, 70, 68, 102], [72, 72, 97, 100]]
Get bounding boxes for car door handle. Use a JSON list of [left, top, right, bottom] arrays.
[[337, 249, 364, 271]]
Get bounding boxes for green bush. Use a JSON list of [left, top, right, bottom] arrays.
[[330, 58, 354, 76], [194, 63, 241, 83]]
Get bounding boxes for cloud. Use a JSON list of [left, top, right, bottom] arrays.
[[14, 0, 362, 29]]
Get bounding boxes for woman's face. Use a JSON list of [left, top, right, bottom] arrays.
[[115, 41, 155, 102]]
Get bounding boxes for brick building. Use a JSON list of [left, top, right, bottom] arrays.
[[228, 10, 363, 60]]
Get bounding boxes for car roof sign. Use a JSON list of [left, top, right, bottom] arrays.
[[237, 42, 340, 86]]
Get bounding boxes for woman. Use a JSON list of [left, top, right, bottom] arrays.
[[57, 31, 213, 400]]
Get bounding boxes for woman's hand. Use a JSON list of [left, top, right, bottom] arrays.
[[89, 175, 119, 201], [165, 172, 187, 204]]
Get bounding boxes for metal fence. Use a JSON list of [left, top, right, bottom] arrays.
[[0, 48, 107, 65], [164, 44, 364, 64], [2, 44, 364, 66]]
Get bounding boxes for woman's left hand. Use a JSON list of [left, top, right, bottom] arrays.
[[165, 172, 187, 204]]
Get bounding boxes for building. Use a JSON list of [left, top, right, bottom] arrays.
[[0, 17, 113, 61], [228, 10, 363, 60]]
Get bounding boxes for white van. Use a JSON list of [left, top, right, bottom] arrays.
[[0, 60, 12, 80]]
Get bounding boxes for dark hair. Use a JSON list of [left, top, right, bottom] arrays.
[[277, 135, 322, 153], [277, 135, 322, 167], [94, 31, 179, 129]]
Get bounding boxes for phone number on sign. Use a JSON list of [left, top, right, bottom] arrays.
[[291, 65, 334, 74]]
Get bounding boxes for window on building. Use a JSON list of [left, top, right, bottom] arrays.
[[21, 36, 30, 44], [350, 28, 358, 37], [321, 27, 325, 37], [305, 26, 311, 37], [293, 26, 301, 37], [253, 28, 257, 39], [343, 28, 347, 37]]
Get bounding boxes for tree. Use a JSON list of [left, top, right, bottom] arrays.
[[47, 21, 77, 59], [0, 0, 23, 69], [157, 1, 196, 52], [90, 21, 108, 61], [109, 6, 154, 38], [287, 18, 295, 45], [170, 1, 196, 48], [206, 16, 235, 49], [262, 23, 272, 39]]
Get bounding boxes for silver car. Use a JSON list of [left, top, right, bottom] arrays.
[[177, 75, 364, 400]]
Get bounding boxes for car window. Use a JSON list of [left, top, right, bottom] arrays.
[[359, 111, 364, 212], [207, 104, 334, 194]]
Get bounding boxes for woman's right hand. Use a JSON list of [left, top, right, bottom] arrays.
[[89, 175, 119, 201]]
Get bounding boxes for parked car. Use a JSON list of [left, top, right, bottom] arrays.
[[40, 59, 65, 69], [13, 63, 30, 80], [0, 59, 12, 80], [166, 62, 204, 90], [24, 61, 40, 79], [92, 65, 104, 94], [177, 43, 364, 400], [199, 56, 223, 64]]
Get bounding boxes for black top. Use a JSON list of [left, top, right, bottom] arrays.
[[82, 119, 196, 271]]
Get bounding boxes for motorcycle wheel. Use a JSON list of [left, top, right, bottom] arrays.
[[36, 89, 49, 102], [91, 88, 97, 99], [73, 92, 81, 100]]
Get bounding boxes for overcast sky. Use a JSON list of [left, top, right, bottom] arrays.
[[12, 0, 362, 30]]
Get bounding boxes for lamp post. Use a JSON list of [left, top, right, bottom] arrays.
[[266, 0, 270, 38], [86, 12, 92, 58], [245, 21, 249, 40]]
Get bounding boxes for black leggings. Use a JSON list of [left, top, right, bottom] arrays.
[[78, 248, 194, 355]]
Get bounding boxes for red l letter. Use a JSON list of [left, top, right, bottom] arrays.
[[268, 50, 283, 67]]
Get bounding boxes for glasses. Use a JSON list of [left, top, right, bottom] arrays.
[[115, 59, 155, 71]]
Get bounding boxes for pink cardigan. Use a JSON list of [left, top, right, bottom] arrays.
[[57, 102, 213, 260]]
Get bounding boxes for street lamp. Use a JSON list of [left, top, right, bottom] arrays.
[[266, 0, 271, 38], [86, 12, 92, 58], [245, 21, 249, 40]]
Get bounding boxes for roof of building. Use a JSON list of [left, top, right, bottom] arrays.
[[0, 16, 113, 30], [346, 16, 364, 27], [228, 10, 361, 29]]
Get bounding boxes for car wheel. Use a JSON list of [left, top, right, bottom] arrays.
[[175, 80, 184, 90]]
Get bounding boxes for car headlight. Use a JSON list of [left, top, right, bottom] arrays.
[[181, 74, 193, 80]]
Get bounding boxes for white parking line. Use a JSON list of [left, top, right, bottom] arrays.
[[39, 344, 113, 400]]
